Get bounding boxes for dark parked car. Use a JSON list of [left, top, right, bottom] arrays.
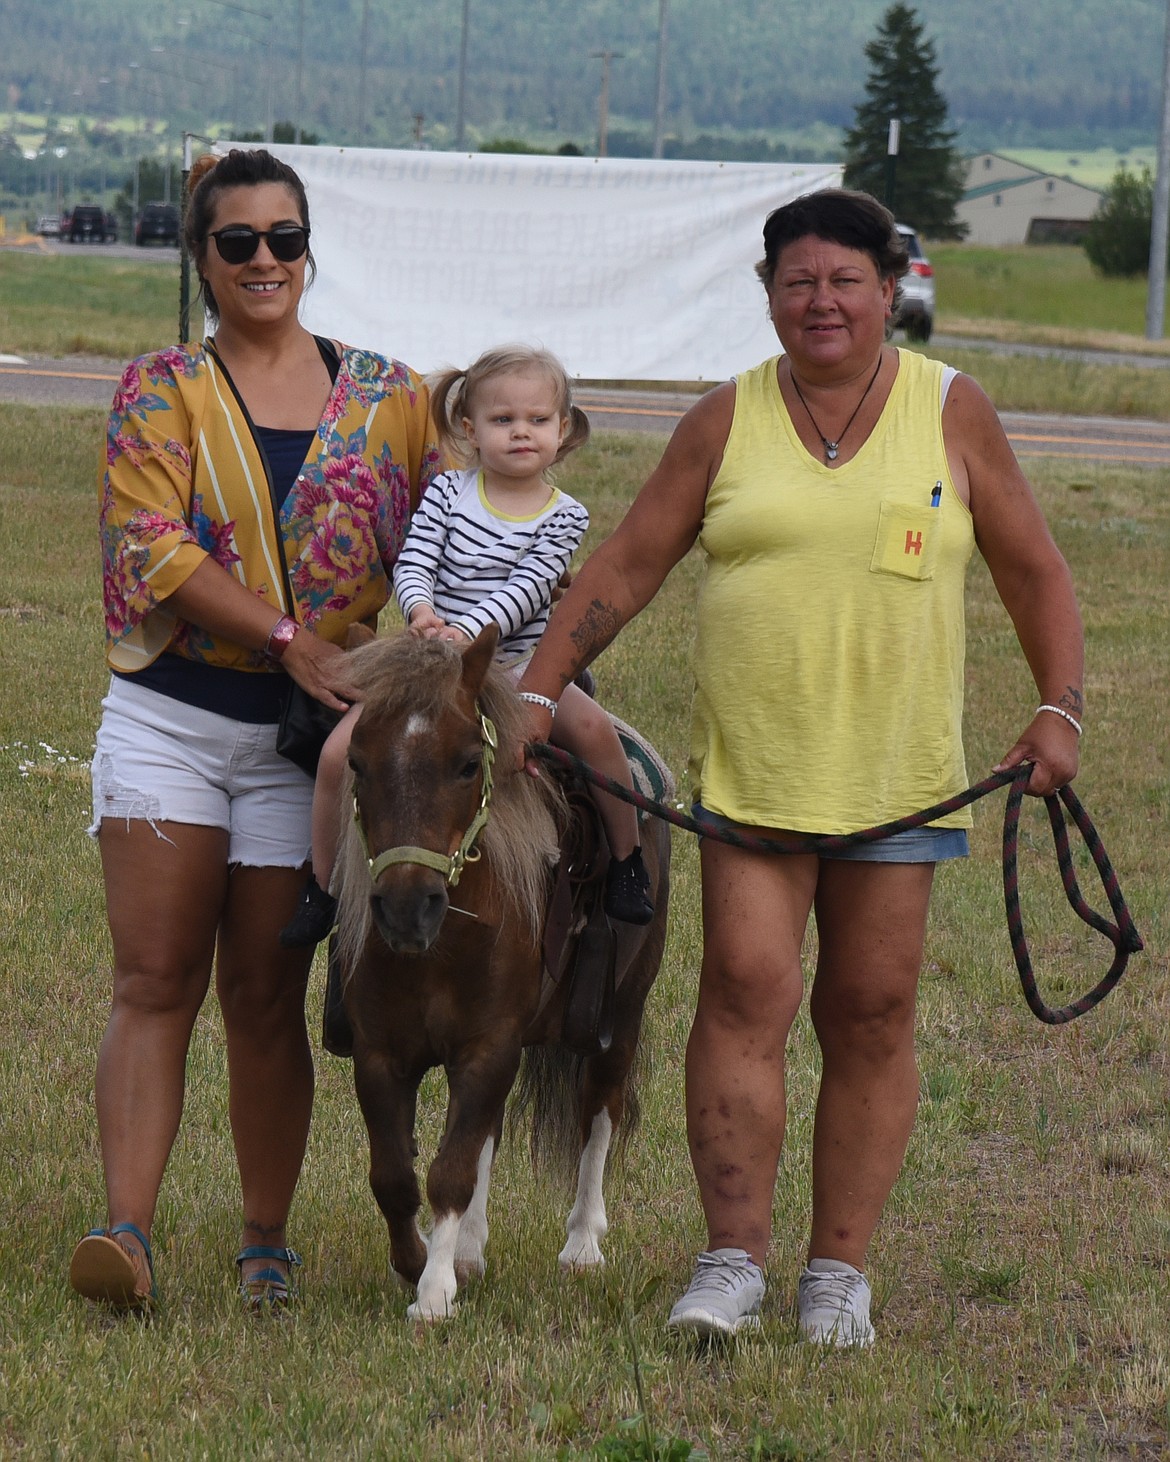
[[135, 202, 180, 247], [104, 212, 119, 243], [66, 205, 108, 243]]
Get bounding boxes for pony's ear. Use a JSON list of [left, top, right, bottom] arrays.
[[347, 623, 377, 649], [459, 624, 499, 696]]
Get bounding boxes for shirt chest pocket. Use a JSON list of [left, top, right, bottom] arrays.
[[870, 498, 939, 582]]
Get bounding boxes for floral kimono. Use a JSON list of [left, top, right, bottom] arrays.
[[100, 341, 442, 673]]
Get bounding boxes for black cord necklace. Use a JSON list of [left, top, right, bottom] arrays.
[[788, 354, 883, 464]]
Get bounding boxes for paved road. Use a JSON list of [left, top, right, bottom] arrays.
[[6, 235, 178, 264], [575, 387, 1170, 468], [931, 331, 1170, 372], [0, 354, 133, 409], [4, 354, 1170, 468]]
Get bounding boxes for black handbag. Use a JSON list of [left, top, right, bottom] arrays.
[[276, 682, 342, 777]]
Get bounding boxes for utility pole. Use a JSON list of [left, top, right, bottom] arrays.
[[295, 0, 305, 143], [201, 0, 274, 141], [180, 132, 193, 344], [128, 62, 141, 224], [885, 117, 900, 214], [591, 49, 623, 158], [358, 0, 370, 140], [455, 0, 471, 149], [1146, 0, 1170, 338], [652, 0, 669, 159]]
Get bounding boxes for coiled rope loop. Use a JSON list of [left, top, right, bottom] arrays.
[[530, 745, 1143, 1025]]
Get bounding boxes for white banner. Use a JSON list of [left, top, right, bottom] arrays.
[[218, 143, 840, 382]]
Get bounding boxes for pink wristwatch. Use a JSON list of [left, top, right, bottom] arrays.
[[265, 615, 301, 661]]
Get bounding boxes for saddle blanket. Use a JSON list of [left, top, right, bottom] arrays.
[[607, 712, 676, 816]]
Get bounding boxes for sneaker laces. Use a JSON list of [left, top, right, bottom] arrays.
[[804, 1267, 861, 1309], [689, 1251, 758, 1295]]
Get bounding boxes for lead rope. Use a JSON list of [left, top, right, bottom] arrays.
[[529, 745, 1143, 1025]]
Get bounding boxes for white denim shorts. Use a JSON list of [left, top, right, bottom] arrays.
[[89, 676, 314, 868]]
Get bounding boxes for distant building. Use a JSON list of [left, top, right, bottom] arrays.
[[957, 153, 1102, 245]]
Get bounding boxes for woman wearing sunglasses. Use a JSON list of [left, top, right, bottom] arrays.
[[70, 148, 442, 1313]]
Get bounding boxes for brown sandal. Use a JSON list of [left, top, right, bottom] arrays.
[[69, 1223, 156, 1311]]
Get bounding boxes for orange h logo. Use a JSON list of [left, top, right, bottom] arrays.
[[905, 530, 923, 556]]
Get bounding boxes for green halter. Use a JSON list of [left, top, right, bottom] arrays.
[[356, 707, 498, 890]]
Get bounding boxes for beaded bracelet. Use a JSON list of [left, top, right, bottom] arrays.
[[1036, 703, 1083, 736], [518, 692, 558, 719]]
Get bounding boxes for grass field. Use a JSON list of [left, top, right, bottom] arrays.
[[930, 243, 1168, 347], [1001, 149, 1156, 192], [0, 250, 183, 359], [0, 404, 1166, 1458]]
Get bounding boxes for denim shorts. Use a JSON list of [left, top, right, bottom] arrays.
[[89, 676, 314, 868], [691, 802, 969, 863]]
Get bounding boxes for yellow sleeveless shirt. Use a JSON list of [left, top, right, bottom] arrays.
[[688, 349, 975, 833]]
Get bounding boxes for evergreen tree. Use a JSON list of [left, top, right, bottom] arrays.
[[842, 4, 967, 240]]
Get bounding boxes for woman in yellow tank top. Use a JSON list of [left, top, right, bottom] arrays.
[[519, 189, 1083, 1347]]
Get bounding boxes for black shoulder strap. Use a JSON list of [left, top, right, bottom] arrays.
[[313, 334, 341, 381]]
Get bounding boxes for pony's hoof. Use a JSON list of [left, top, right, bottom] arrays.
[[407, 1297, 456, 1323], [558, 1244, 606, 1272]]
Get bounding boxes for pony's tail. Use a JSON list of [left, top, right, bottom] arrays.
[[509, 1043, 642, 1188]]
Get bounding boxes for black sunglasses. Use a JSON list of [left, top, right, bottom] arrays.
[[208, 224, 310, 264]]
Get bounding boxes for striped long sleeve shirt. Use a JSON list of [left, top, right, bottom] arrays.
[[392, 468, 589, 663]]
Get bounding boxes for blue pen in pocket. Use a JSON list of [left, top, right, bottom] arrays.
[[930, 481, 942, 508]]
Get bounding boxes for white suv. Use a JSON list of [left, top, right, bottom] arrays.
[[894, 225, 935, 343]]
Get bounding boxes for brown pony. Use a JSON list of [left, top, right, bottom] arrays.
[[333, 627, 670, 1321]]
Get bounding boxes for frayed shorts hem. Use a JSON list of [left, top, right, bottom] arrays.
[[89, 677, 313, 868]]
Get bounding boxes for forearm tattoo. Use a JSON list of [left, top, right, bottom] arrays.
[[562, 599, 625, 690], [1058, 686, 1084, 716]]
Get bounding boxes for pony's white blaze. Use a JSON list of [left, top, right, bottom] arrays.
[[409, 1212, 461, 1321], [558, 1107, 613, 1270], [454, 1136, 494, 1279], [402, 711, 432, 740]]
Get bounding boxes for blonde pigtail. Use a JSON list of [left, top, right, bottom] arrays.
[[428, 367, 475, 465], [554, 403, 591, 463]]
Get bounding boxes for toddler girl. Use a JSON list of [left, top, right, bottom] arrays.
[[280, 345, 654, 946]]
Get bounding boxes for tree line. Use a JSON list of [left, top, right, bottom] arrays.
[[4, 0, 1149, 275], [0, 0, 1165, 153]]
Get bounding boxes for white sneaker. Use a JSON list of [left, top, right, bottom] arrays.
[[667, 1249, 765, 1337], [797, 1258, 875, 1347]]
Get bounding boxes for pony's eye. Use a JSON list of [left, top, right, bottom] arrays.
[[459, 757, 480, 781]]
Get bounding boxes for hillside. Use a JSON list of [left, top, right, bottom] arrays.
[[1, 0, 1165, 153]]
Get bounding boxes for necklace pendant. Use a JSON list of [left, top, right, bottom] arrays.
[[824, 441, 839, 462]]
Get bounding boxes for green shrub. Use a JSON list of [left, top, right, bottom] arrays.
[[1083, 165, 1157, 277]]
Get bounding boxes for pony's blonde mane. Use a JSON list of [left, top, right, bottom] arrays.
[[334, 634, 564, 974]]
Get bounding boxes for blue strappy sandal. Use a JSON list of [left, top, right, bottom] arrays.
[[235, 1245, 301, 1313], [69, 1221, 156, 1311]]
